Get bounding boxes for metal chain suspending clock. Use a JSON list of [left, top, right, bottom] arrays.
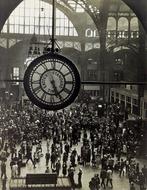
[[23, 0, 81, 110]]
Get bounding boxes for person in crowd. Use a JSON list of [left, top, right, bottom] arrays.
[[100, 168, 107, 189], [89, 174, 100, 190], [56, 159, 61, 176], [78, 168, 82, 188], [45, 151, 50, 166], [89, 177, 96, 190], [51, 162, 56, 173], [119, 158, 126, 177], [136, 163, 140, 176], [142, 165, 147, 183], [2, 174, 7, 190], [0, 136, 3, 151], [94, 174, 100, 190], [45, 166, 50, 173], [63, 152, 68, 163], [51, 151, 56, 168], [1, 161, 6, 179], [106, 167, 113, 188], [11, 161, 18, 178], [62, 162, 67, 176], [70, 152, 76, 167], [64, 142, 70, 155], [1, 150, 7, 162], [46, 138, 50, 152], [138, 172, 145, 190], [17, 158, 22, 176], [4, 143, 9, 153], [68, 166, 75, 187], [11, 145, 17, 159], [26, 148, 36, 168], [130, 182, 136, 190], [18, 149, 23, 161]]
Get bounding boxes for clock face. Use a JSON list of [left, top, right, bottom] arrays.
[[23, 53, 81, 110]]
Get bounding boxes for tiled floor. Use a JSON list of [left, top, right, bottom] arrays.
[[1, 139, 146, 190]]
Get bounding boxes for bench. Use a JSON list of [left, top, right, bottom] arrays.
[[26, 173, 57, 186], [9, 175, 72, 190]]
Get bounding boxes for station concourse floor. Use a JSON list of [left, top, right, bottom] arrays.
[[0, 138, 147, 190]]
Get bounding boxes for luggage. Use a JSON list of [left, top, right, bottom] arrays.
[[21, 162, 26, 167]]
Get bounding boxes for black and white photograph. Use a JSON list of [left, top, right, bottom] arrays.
[[0, 0, 147, 189]]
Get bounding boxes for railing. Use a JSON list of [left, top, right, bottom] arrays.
[[107, 30, 139, 39]]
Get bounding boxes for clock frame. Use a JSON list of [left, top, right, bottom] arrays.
[[23, 53, 81, 110]]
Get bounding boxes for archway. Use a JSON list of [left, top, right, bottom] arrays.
[[0, 0, 146, 32]]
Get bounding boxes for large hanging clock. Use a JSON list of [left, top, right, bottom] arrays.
[[23, 53, 81, 110]]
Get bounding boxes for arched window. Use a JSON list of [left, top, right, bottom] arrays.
[[118, 17, 128, 31], [130, 17, 139, 31], [85, 28, 93, 37], [1, 0, 78, 36], [117, 17, 129, 38], [107, 17, 116, 31], [93, 29, 99, 37]]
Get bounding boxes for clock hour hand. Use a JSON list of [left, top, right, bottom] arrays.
[[51, 79, 57, 94], [50, 79, 62, 101]]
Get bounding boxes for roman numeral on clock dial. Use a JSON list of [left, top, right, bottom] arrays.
[[42, 64, 48, 70], [32, 80, 40, 84], [50, 96, 55, 103], [34, 86, 41, 94], [64, 88, 71, 94], [51, 61, 55, 69], [41, 92, 47, 101]]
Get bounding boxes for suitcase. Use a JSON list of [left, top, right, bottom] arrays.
[[21, 162, 26, 167]]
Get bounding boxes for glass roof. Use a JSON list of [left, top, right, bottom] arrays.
[[56, 0, 133, 14]]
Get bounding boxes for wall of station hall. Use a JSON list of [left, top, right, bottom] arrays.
[[110, 87, 147, 119]]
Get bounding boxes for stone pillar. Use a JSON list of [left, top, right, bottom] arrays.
[[98, 0, 110, 101], [115, 16, 119, 44], [137, 22, 146, 116], [128, 16, 131, 44]]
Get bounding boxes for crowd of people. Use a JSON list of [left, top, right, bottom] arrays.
[[0, 102, 146, 190]]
